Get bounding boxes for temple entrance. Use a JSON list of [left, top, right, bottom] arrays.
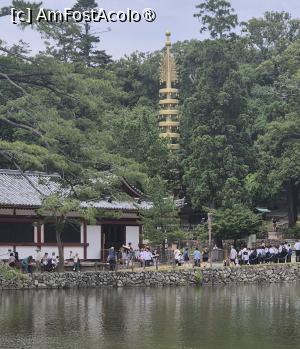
[[101, 224, 126, 261]]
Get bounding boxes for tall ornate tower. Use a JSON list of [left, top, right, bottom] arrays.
[[159, 32, 180, 150]]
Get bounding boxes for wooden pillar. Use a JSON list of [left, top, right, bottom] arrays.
[[40, 224, 44, 243], [139, 225, 143, 248], [101, 227, 105, 262], [37, 221, 42, 246], [83, 221, 87, 260]]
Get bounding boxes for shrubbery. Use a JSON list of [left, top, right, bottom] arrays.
[[0, 262, 28, 282]]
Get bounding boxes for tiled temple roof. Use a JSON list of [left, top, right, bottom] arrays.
[[0, 169, 151, 211], [81, 200, 151, 211], [0, 169, 60, 207]]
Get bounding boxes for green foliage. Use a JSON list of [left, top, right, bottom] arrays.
[[283, 225, 300, 239], [110, 105, 169, 177], [181, 39, 253, 209], [0, 0, 299, 240], [71, 0, 112, 67], [0, 262, 29, 283], [242, 11, 300, 58], [112, 51, 161, 107], [212, 204, 262, 240], [250, 41, 300, 226], [194, 0, 238, 39], [194, 223, 209, 242], [194, 270, 203, 285], [140, 176, 180, 244]]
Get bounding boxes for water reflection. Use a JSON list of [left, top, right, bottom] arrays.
[[1, 285, 300, 349]]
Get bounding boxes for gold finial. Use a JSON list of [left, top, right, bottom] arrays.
[[166, 31, 171, 46], [160, 31, 177, 85]]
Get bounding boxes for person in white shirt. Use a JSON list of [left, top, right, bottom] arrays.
[[139, 248, 145, 267], [260, 246, 266, 258], [174, 248, 181, 266], [242, 248, 249, 265], [229, 246, 237, 265], [144, 248, 152, 267], [51, 252, 58, 271], [177, 252, 184, 266], [68, 250, 74, 263], [34, 249, 42, 272], [121, 248, 128, 268], [73, 252, 80, 272], [7, 253, 16, 267], [295, 240, 300, 262], [269, 246, 278, 263]]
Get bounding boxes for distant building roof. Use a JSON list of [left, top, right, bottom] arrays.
[[255, 207, 271, 213], [0, 169, 150, 211], [0, 169, 60, 207], [81, 200, 151, 211], [0, 169, 186, 212]]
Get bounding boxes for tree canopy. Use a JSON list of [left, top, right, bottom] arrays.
[[0, 0, 299, 245]]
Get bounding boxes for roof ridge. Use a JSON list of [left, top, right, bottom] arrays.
[[0, 169, 60, 177]]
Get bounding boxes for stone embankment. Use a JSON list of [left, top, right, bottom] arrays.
[[1, 264, 300, 289]]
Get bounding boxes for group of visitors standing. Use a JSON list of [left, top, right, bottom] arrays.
[[228, 242, 298, 265], [173, 247, 209, 267], [107, 244, 160, 271]]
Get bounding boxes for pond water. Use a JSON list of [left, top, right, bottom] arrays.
[[1, 284, 300, 349]]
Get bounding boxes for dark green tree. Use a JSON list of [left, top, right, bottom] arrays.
[[140, 176, 181, 256], [212, 204, 262, 242], [180, 39, 253, 209], [72, 0, 112, 67], [112, 51, 161, 107], [247, 41, 300, 227], [110, 105, 169, 178], [194, 0, 238, 39], [242, 11, 300, 59]]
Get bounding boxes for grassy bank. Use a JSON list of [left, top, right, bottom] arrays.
[[0, 262, 29, 285]]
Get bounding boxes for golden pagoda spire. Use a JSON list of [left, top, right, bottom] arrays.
[[158, 32, 180, 150]]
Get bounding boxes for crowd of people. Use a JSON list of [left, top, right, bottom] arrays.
[[173, 247, 210, 267], [3, 249, 81, 273], [4, 239, 300, 273], [107, 243, 159, 271], [227, 241, 299, 265]]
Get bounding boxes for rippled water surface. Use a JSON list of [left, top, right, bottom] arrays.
[[1, 284, 300, 349]]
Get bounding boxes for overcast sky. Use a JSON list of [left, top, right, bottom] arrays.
[[1, 0, 300, 58]]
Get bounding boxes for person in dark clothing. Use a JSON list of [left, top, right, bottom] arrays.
[[22, 256, 33, 274], [249, 249, 258, 265], [278, 244, 287, 263], [108, 247, 117, 271], [202, 248, 209, 266], [183, 248, 189, 264], [286, 244, 292, 263]]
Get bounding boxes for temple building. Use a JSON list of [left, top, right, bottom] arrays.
[[0, 170, 148, 261], [159, 32, 180, 150]]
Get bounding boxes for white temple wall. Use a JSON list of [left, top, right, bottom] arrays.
[[64, 247, 84, 260], [16, 246, 37, 259], [0, 246, 14, 258], [86, 225, 101, 260], [125, 226, 139, 250]]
